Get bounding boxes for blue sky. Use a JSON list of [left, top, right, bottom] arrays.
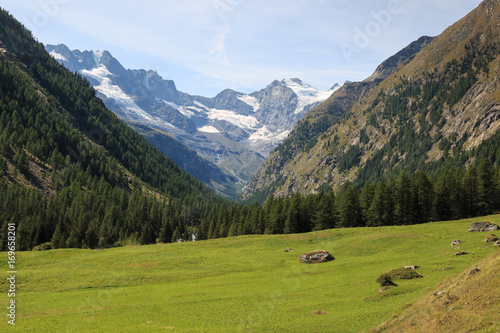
[[3, 0, 482, 97]]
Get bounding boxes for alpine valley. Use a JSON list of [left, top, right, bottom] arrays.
[[45, 44, 340, 198], [2, 1, 500, 332]]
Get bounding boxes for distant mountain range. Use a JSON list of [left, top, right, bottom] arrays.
[[45, 44, 340, 197]]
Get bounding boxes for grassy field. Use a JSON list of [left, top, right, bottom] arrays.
[[1, 215, 499, 332], [370, 249, 500, 332]]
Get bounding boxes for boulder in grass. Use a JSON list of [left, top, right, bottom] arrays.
[[300, 250, 334, 264], [451, 239, 462, 246], [483, 234, 498, 242], [403, 265, 420, 270], [468, 222, 499, 232]]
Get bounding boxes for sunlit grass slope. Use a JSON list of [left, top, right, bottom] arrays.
[[370, 248, 500, 332], [1, 215, 499, 332]]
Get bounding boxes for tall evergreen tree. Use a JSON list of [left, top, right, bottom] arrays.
[[477, 159, 495, 214], [337, 182, 363, 228], [284, 194, 302, 234], [394, 171, 411, 225], [366, 181, 393, 227], [313, 190, 336, 230]]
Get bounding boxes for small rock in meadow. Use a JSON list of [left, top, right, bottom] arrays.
[[483, 234, 498, 242], [451, 239, 462, 246], [455, 251, 468, 256], [311, 310, 327, 315], [468, 268, 480, 276], [299, 250, 334, 264], [403, 265, 420, 270]]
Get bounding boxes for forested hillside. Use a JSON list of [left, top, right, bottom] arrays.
[[0, 7, 229, 250], [243, 0, 500, 201]]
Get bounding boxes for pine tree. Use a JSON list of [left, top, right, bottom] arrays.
[[463, 165, 478, 217], [411, 171, 433, 224], [337, 182, 363, 228], [264, 197, 281, 234], [171, 228, 181, 243], [159, 218, 173, 243], [477, 159, 495, 215], [433, 171, 451, 221], [140, 222, 156, 245], [284, 194, 302, 234], [51, 222, 64, 249], [359, 183, 375, 223], [366, 181, 392, 227], [313, 190, 336, 230], [394, 172, 411, 225]]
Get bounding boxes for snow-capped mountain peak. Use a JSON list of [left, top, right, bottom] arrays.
[[46, 44, 340, 196], [281, 78, 341, 114], [282, 77, 310, 88], [93, 50, 104, 66]]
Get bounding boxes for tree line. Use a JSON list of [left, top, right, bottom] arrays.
[[197, 158, 500, 239], [4, 157, 498, 251]]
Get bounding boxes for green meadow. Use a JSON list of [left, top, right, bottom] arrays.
[[1, 215, 499, 332]]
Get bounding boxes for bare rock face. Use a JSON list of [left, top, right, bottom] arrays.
[[300, 250, 334, 264], [468, 222, 499, 232]]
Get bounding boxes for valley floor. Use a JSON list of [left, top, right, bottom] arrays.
[[1, 215, 499, 332]]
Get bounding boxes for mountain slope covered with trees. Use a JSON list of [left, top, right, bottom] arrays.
[[0, 7, 230, 250], [243, 0, 500, 202]]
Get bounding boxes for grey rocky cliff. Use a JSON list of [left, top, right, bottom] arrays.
[[365, 36, 436, 82]]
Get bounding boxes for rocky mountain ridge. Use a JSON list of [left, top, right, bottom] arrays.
[[243, 34, 438, 200], [46, 44, 339, 197], [243, 0, 500, 201]]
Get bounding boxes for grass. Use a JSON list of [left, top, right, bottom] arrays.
[[1, 215, 499, 332], [370, 250, 500, 332]]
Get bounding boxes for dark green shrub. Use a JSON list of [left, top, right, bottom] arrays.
[[387, 268, 423, 280], [377, 267, 423, 287], [32, 242, 52, 251], [376, 273, 396, 287]]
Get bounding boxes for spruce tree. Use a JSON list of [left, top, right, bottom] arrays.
[[337, 182, 363, 228]]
